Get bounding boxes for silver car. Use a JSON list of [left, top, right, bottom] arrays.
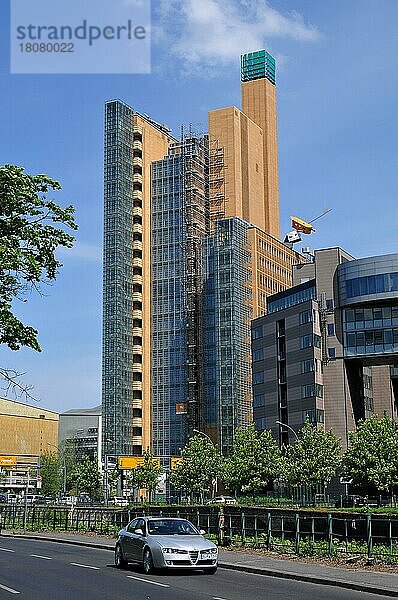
[[115, 517, 218, 574]]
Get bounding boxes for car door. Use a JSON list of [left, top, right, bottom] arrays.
[[121, 519, 138, 560], [130, 518, 147, 561]]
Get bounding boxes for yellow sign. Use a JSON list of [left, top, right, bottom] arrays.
[[0, 456, 17, 466], [171, 457, 183, 470], [118, 456, 161, 470]]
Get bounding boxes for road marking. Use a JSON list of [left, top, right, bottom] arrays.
[[0, 548, 15, 553], [30, 554, 52, 560], [70, 562, 99, 570], [214, 598, 229, 600], [126, 575, 169, 588], [0, 583, 20, 594]]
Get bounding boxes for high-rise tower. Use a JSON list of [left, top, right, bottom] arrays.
[[241, 50, 280, 239], [102, 100, 171, 458]]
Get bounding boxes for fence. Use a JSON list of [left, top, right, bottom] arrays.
[[1, 505, 397, 561]]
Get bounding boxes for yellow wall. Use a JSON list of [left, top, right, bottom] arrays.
[[248, 227, 307, 318], [242, 78, 280, 239], [0, 397, 58, 456], [208, 106, 265, 230], [132, 116, 170, 453]]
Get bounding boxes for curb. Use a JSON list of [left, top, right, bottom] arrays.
[[3, 533, 397, 598]]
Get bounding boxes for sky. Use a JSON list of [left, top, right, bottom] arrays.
[[0, 0, 397, 414]]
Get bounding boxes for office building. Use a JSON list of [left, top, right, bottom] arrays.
[[103, 50, 306, 459], [102, 100, 172, 458], [58, 405, 102, 469], [252, 249, 398, 449]]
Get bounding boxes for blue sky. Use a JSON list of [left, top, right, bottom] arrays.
[[0, 0, 397, 413]]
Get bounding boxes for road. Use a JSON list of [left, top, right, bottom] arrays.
[[0, 537, 391, 599]]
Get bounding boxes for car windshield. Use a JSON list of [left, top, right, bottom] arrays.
[[147, 519, 199, 536]]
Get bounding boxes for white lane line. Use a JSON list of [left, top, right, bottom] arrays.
[[0, 548, 15, 553], [70, 562, 100, 570], [214, 597, 229, 600], [0, 583, 20, 594], [30, 554, 52, 560], [126, 575, 169, 588]]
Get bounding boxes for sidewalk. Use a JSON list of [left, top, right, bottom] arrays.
[[2, 530, 398, 597]]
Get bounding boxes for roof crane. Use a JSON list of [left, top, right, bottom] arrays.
[[283, 207, 332, 249]]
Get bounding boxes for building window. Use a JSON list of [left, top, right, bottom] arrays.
[[252, 325, 263, 340], [302, 409, 325, 424], [314, 334, 321, 348], [326, 298, 334, 310], [301, 384, 314, 398], [254, 417, 266, 431], [253, 393, 265, 408], [299, 309, 313, 325], [253, 348, 264, 362], [253, 371, 265, 384], [300, 334, 313, 349], [315, 383, 324, 398], [327, 323, 335, 336], [301, 359, 315, 374], [328, 347, 336, 359]]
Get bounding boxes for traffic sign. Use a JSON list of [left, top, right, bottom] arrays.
[[0, 456, 17, 466]]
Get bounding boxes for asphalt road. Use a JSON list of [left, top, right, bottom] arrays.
[[0, 537, 391, 600]]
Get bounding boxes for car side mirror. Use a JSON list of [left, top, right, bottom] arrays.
[[199, 529, 206, 535], [135, 528, 144, 536]]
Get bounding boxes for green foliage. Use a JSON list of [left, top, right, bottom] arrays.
[[0, 164, 77, 352], [223, 425, 282, 497], [40, 450, 60, 497], [170, 435, 223, 501], [282, 419, 342, 490], [71, 456, 102, 500], [343, 414, 398, 494], [127, 449, 163, 501]]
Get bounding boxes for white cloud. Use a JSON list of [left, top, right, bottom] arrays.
[[154, 0, 319, 74]]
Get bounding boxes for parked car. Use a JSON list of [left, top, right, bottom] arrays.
[[115, 517, 218, 574], [0, 493, 7, 503], [206, 496, 237, 505], [58, 496, 77, 505]]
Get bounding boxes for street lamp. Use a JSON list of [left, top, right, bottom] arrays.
[[275, 420, 299, 442]]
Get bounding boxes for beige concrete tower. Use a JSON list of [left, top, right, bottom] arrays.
[[241, 51, 280, 239], [208, 106, 266, 230]]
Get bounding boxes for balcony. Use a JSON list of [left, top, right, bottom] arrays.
[[133, 310, 143, 322], [132, 435, 142, 445], [133, 173, 142, 185], [133, 155, 142, 168], [133, 205, 143, 218], [133, 140, 142, 151], [133, 364, 143, 374], [132, 381, 142, 391], [133, 239, 143, 252], [133, 257, 143, 269], [133, 399, 142, 409], [133, 325, 143, 337], [133, 417, 143, 428], [132, 345, 143, 354], [133, 222, 142, 235], [133, 291, 143, 303]]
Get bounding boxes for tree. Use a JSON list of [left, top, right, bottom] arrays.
[[0, 164, 77, 395], [72, 456, 102, 500], [343, 414, 398, 495], [223, 425, 282, 498], [282, 419, 342, 495], [170, 435, 223, 503], [126, 450, 163, 503], [40, 450, 60, 497]]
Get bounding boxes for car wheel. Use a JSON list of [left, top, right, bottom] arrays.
[[115, 544, 128, 569], [143, 548, 154, 574], [204, 566, 217, 575]]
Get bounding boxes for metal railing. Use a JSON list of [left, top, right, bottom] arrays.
[[0, 506, 397, 561]]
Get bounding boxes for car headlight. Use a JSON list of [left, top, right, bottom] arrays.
[[201, 548, 218, 555], [162, 548, 187, 554]]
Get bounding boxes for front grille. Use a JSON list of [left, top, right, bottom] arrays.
[[189, 551, 199, 564]]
